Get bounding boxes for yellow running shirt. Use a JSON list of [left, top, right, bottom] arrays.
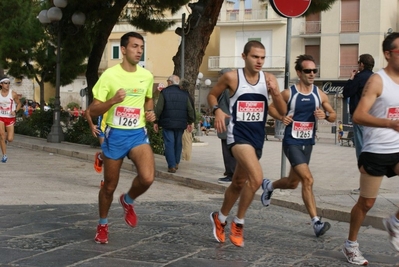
[[92, 64, 153, 129]]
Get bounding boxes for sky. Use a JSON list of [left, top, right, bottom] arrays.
[[232, 0, 252, 9]]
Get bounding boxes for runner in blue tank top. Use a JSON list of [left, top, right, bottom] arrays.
[[208, 40, 286, 247], [261, 55, 336, 238]]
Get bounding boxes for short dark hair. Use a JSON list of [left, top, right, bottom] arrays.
[[120, 32, 144, 48], [294, 54, 315, 71], [359, 54, 374, 71], [383, 32, 399, 52], [243, 40, 265, 56]]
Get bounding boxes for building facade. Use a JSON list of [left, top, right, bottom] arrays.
[[21, 0, 397, 125]]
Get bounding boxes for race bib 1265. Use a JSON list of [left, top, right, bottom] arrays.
[[291, 121, 314, 139]]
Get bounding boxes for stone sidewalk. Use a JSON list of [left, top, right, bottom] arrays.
[[10, 132, 399, 230]]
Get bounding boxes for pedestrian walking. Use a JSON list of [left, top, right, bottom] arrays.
[[261, 54, 336, 237], [343, 54, 375, 195], [88, 32, 156, 244], [215, 68, 237, 184], [154, 75, 195, 173], [208, 40, 286, 247]]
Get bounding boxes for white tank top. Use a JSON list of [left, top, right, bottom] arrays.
[[362, 69, 399, 153], [0, 89, 15, 118]]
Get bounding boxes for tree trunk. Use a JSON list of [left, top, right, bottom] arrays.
[[172, 0, 224, 100], [86, 0, 129, 105]]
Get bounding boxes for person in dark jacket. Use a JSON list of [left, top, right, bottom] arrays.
[[154, 75, 195, 173], [343, 54, 374, 194], [216, 68, 237, 184]]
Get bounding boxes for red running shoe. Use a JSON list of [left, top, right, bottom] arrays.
[[119, 194, 137, 227], [94, 224, 108, 244]]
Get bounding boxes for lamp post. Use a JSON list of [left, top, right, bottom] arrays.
[[196, 72, 211, 136], [38, 0, 85, 143]]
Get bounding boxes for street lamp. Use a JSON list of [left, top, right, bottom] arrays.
[[196, 72, 211, 136], [38, 0, 85, 143]]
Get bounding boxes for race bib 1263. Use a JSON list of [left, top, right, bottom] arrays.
[[236, 101, 264, 122]]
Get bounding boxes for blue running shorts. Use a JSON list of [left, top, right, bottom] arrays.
[[101, 127, 150, 160]]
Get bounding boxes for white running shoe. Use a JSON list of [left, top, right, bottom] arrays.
[[383, 215, 399, 252], [341, 242, 368, 265], [260, 178, 273, 207]]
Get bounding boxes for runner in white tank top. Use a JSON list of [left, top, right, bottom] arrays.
[[0, 77, 21, 163], [343, 32, 399, 266]]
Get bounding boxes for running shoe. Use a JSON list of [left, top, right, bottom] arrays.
[[351, 188, 360, 195], [313, 220, 331, 237], [119, 194, 137, 227], [210, 212, 226, 243], [261, 178, 273, 207], [383, 215, 399, 251], [94, 224, 108, 244], [217, 177, 232, 184], [1, 155, 7, 163], [230, 221, 244, 247], [94, 152, 103, 173], [341, 242, 368, 265]]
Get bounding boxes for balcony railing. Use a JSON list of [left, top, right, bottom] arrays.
[[300, 21, 321, 35], [208, 56, 285, 71], [339, 65, 358, 78], [220, 8, 282, 22], [340, 20, 359, 33]]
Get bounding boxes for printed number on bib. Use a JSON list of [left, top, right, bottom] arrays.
[[387, 107, 399, 120], [113, 106, 141, 128], [236, 101, 264, 122], [0, 107, 11, 115], [291, 121, 314, 139]]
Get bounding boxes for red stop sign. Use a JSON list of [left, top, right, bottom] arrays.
[[270, 0, 312, 18]]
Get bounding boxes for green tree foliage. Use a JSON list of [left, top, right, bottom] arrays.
[[0, 0, 91, 110], [84, 0, 190, 103], [303, 0, 337, 16]]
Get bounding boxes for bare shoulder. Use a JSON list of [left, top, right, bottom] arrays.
[[363, 73, 382, 97], [223, 70, 238, 91], [264, 71, 277, 80], [12, 90, 19, 99]]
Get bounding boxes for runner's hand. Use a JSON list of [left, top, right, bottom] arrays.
[[112, 89, 126, 104]]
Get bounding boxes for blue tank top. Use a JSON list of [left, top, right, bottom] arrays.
[[227, 68, 269, 150], [283, 84, 321, 146]]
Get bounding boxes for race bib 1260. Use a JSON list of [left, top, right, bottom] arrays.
[[291, 121, 314, 139], [113, 106, 141, 128], [236, 101, 264, 122]]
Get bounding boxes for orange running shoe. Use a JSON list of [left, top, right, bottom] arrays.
[[230, 221, 244, 247], [210, 212, 226, 243], [94, 152, 103, 173]]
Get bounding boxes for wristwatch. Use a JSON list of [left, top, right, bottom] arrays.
[[325, 111, 330, 120], [212, 105, 220, 115]]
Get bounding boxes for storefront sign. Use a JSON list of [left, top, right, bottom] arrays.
[[322, 81, 346, 95]]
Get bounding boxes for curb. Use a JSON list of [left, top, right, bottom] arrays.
[[10, 137, 387, 231]]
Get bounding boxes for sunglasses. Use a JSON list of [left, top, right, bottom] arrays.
[[302, 69, 318, 74], [1, 82, 10, 84]]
